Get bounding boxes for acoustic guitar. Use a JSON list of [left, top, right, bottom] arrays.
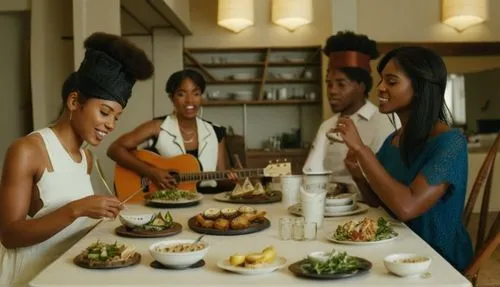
[[114, 150, 291, 203]]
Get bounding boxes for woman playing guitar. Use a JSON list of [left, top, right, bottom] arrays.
[[108, 69, 235, 195]]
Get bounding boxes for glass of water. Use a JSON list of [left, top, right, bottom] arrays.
[[279, 217, 292, 240], [293, 217, 305, 241]]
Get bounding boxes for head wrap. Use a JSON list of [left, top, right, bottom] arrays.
[[328, 51, 372, 72], [76, 48, 135, 108]]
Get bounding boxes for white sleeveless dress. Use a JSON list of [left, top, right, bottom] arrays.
[[0, 128, 94, 287]]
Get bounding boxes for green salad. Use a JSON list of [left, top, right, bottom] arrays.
[[333, 217, 397, 241], [147, 189, 197, 201], [84, 241, 128, 262], [301, 251, 364, 275]]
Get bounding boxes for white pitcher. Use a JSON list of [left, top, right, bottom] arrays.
[[300, 186, 326, 228]]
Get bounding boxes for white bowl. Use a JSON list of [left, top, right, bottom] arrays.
[[325, 193, 356, 206], [149, 239, 210, 268], [233, 91, 253, 101], [307, 251, 335, 264], [324, 203, 356, 213], [119, 213, 155, 228], [383, 253, 431, 277]]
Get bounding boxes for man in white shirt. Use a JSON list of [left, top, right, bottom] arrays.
[[303, 31, 398, 187]]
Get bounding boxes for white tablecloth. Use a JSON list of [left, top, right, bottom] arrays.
[[30, 195, 471, 287]]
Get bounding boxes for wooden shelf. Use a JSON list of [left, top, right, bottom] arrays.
[[185, 61, 320, 68], [185, 46, 320, 53], [202, 99, 320, 106], [207, 79, 317, 85]]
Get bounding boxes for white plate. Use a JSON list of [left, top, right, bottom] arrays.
[[217, 257, 287, 275], [288, 202, 369, 217], [326, 233, 399, 245], [147, 192, 204, 204]]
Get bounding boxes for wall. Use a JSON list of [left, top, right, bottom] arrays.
[[357, 0, 500, 42], [183, 0, 331, 148], [464, 68, 500, 132], [31, 0, 74, 130], [152, 28, 184, 118], [0, 12, 31, 173], [0, 0, 29, 11]]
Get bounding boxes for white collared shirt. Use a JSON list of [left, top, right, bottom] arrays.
[[155, 115, 220, 172], [303, 100, 399, 184]]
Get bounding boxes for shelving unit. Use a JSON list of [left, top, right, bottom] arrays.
[[182, 46, 323, 165]]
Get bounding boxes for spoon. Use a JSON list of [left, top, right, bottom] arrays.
[[192, 235, 205, 247]]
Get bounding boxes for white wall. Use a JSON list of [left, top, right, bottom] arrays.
[[357, 0, 500, 42], [30, 0, 74, 129], [152, 28, 184, 118], [0, 12, 31, 172]]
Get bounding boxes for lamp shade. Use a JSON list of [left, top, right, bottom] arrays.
[[272, 0, 313, 31], [441, 0, 487, 31], [217, 0, 254, 33]]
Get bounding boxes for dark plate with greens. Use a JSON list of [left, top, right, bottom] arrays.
[[74, 241, 141, 269], [288, 252, 372, 280]]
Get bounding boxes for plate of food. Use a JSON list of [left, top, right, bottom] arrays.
[[327, 217, 398, 245], [217, 246, 287, 275], [214, 178, 282, 204], [116, 211, 182, 238], [289, 250, 372, 279], [288, 202, 369, 217], [73, 241, 141, 269], [188, 206, 270, 235], [144, 189, 203, 208]]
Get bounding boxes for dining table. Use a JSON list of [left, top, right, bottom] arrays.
[[30, 194, 472, 287]]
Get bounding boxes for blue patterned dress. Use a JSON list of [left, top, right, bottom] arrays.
[[376, 129, 473, 271]]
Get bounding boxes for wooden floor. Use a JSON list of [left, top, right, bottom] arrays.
[[467, 213, 500, 287]]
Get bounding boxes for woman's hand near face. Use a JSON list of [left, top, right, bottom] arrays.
[[332, 116, 366, 152]]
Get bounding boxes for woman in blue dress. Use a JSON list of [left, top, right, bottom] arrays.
[[331, 46, 473, 271]]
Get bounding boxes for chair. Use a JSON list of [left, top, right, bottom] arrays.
[[464, 212, 500, 286], [462, 133, 500, 286], [225, 131, 247, 169], [463, 133, 500, 251]]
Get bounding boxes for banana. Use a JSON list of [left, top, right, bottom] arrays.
[[245, 252, 265, 264], [229, 253, 246, 266], [261, 246, 276, 263]]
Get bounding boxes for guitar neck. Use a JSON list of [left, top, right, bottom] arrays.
[[178, 169, 264, 182]]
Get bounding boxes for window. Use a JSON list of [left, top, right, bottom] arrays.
[[444, 74, 466, 125]]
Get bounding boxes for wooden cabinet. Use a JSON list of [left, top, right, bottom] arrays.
[[246, 149, 309, 175]]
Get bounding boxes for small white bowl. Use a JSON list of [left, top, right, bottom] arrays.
[[307, 251, 335, 264], [149, 239, 210, 268], [325, 193, 356, 206], [119, 213, 155, 228], [324, 203, 356, 213], [384, 253, 431, 277]]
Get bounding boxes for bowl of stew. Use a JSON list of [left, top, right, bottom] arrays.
[[149, 239, 209, 268], [384, 253, 431, 277]]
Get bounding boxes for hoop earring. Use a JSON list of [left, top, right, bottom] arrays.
[[69, 111, 73, 122]]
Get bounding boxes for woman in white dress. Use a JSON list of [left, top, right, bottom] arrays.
[[0, 32, 154, 287]]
